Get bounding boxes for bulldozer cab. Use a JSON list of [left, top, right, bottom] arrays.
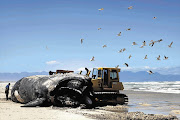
[[92, 67, 124, 91]]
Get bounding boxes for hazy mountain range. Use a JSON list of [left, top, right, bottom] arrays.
[[0, 71, 179, 82], [119, 71, 180, 82]]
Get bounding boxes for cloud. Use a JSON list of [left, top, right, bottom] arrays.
[[43, 59, 104, 74], [77, 67, 94, 72], [144, 66, 150, 69], [46, 60, 60, 65], [77, 67, 86, 72], [153, 66, 180, 75]]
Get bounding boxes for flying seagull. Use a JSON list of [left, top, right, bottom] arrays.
[[118, 49, 123, 53], [149, 40, 156, 47], [156, 55, 161, 60], [116, 65, 119, 68], [147, 70, 154, 75], [149, 42, 154, 47], [144, 55, 148, 59], [164, 56, 168, 60], [117, 32, 121, 36], [140, 45, 144, 48], [90, 56, 95, 61], [168, 42, 173, 48], [132, 42, 138, 46], [157, 39, 163, 42], [126, 28, 131, 31], [128, 6, 133, 10], [153, 17, 157, 19], [123, 63, 129, 67], [98, 28, 102, 30], [129, 55, 132, 59], [80, 39, 84, 44], [142, 40, 146, 46], [123, 48, 126, 52], [98, 8, 104, 11], [103, 45, 107, 48]]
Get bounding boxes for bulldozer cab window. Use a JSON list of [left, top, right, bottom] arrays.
[[92, 68, 98, 79], [103, 70, 108, 86], [92, 69, 102, 79], [110, 70, 118, 80], [98, 70, 102, 77]]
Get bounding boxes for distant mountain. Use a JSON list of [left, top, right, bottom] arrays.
[[0, 71, 179, 82], [0, 71, 48, 81], [120, 71, 180, 82]]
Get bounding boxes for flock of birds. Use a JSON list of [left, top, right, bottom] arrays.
[[79, 7, 174, 75]]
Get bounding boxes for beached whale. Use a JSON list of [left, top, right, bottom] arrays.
[[11, 73, 94, 107]]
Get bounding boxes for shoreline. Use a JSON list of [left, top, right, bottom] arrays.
[[0, 82, 179, 120], [121, 90, 180, 118]]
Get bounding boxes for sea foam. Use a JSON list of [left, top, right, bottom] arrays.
[[123, 81, 180, 94]]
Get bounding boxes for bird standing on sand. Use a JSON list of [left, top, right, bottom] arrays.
[[90, 56, 95, 61], [128, 6, 133, 10], [117, 32, 121, 36], [103, 45, 107, 48], [144, 55, 148, 59], [132, 42, 138, 46], [98, 28, 102, 30], [98, 8, 104, 11], [147, 70, 154, 75], [129, 55, 132, 59], [164, 56, 168, 60], [123, 63, 129, 67], [81, 39, 84, 44], [156, 55, 161, 60], [168, 42, 173, 48]]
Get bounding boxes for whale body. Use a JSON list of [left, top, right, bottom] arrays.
[[11, 73, 94, 107]]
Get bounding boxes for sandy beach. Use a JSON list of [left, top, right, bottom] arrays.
[[0, 82, 179, 120], [0, 82, 93, 120]]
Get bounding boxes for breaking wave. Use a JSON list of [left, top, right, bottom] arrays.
[[123, 81, 180, 94]]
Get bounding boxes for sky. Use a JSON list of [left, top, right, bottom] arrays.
[[0, 0, 180, 75]]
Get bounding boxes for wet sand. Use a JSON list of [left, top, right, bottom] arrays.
[[121, 90, 180, 118], [0, 82, 179, 120]]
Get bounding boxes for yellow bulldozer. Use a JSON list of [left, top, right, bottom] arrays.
[[91, 67, 128, 105], [49, 67, 128, 106]]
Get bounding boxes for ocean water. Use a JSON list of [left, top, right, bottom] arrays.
[[123, 81, 180, 94], [1, 81, 180, 94]]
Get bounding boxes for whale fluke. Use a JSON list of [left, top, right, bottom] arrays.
[[22, 98, 46, 107]]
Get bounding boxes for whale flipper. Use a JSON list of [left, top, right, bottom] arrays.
[[22, 98, 46, 107]]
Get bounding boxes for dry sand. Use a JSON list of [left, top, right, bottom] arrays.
[[0, 82, 179, 120], [0, 82, 93, 120]]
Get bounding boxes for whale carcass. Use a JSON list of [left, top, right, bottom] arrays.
[[11, 73, 94, 108]]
